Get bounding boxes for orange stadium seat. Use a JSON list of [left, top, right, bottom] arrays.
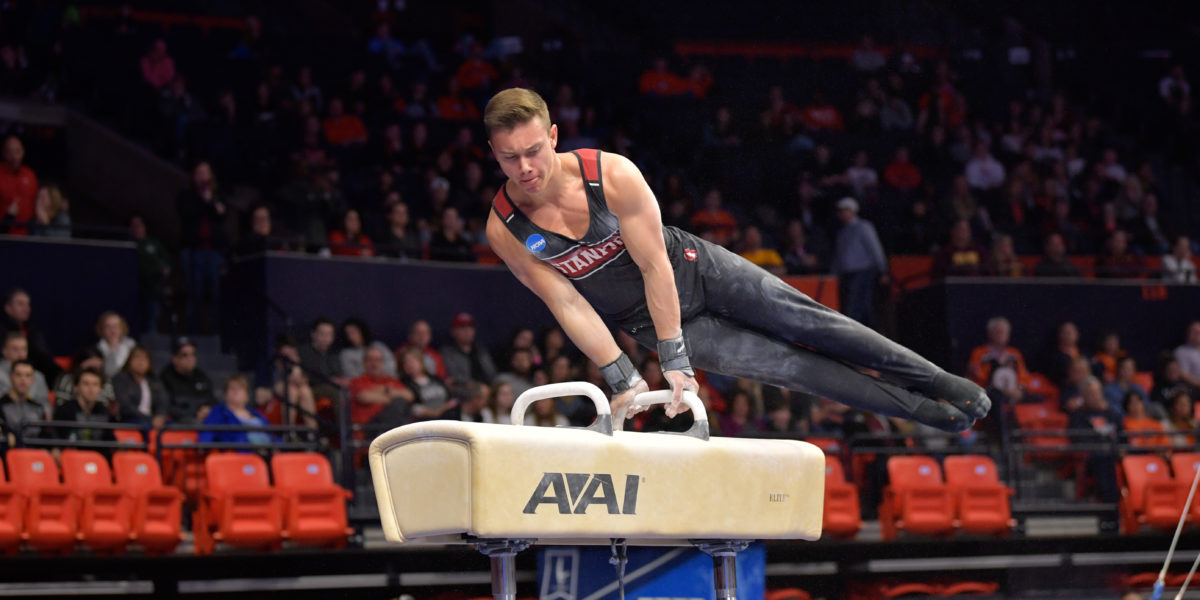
[[114, 429, 146, 448], [1119, 455, 1183, 534], [6, 448, 77, 555], [943, 455, 1014, 536], [0, 458, 22, 555], [193, 453, 282, 555], [271, 452, 353, 548], [1169, 453, 1200, 524], [879, 582, 940, 598], [112, 452, 184, 555], [765, 588, 812, 600], [941, 580, 1001, 595], [157, 430, 207, 502], [879, 456, 955, 541], [60, 449, 131, 554], [1012, 403, 1073, 463], [821, 457, 862, 539]]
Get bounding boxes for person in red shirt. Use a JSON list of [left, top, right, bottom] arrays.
[[322, 97, 368, 146], [0, 136, 38, 235], [638, 57, 686, 97], [883, 146, 922, 191], [349, 346, 413, 429], [800, 91, 845, 132], [436, 77, 481, 121], [327, 209, 375, 257], [455, 45, 499, 91]]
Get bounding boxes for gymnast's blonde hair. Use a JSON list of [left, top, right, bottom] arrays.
[[484, 88, 551, 137]]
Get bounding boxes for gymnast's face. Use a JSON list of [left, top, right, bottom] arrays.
[[490, 117, 558, 197]]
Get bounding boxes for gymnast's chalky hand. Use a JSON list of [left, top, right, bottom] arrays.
[[663, 370, 699, 418], [611, 378, 650, 426]]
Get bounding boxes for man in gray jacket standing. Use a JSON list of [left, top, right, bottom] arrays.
[[832, 197, 888, 329]]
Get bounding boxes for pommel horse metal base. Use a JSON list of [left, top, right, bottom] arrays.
[[369, 383, 825, 600]]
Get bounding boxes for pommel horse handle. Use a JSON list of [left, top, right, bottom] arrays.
[[614, 390, 709, 440], [510, 381, 614, 434]]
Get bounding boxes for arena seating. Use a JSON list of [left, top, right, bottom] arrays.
[[1119, 455, 1183, 534], [112, 451, 185, 556], [61, 449, 132, 554], [942, 455, 1014, 536], [0, 462, 22, 556], [271, 452, 354, 549], [879, 456, 955, 541], [822, 456, 863, 539], [193, 453, 284, 555], [6, 449, 78, 556]]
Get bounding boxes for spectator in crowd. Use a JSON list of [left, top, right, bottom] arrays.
[[53, 368, 118, 446], [989, 232, 1023, 277], [365, 23, 405, 71], [844, 150, 878, 199], [1129, 193, 1170, 255], [524, 394, 569, 427], [111, 345, 167, 427], [160, 337, 216, 424], [1103, 356, 1147, 413], [177, 161, 229, 332], [800, 91, 845, 132], [198, 375, 276, 445], [1123, 391, 1168, 448], [237, 205, 283, 257], [781, 219, 826, 275], [130, 215, 171, 333], [932, 219, 989, 278], [1091, 332, 1127, 382], [1095, 230, 1144, 279], [1045, 321, 1082, 387], [0, 136, 37, 235], [0, 331, 49, 407], [378, 198, 422, 259], [398, 347, 454, 420], [292, 167, 345, 249], [139, 39, 175, 91], [1150, 357, 1195, 418], [690, 188, 738, 247], [456, 44, 499, 92], [30, 184, 69, 238], [447, 381, 488, 423], [638, 57, 685, 96], [1060, 356, 1094, 414], [253, 334, 318, 430], [0, 360, 48, 444], [964, 140, 1006, 192], [1162, 235, 1197, 283], [95, 311, 136, 378], [831, 197, 887, 328], [322, 97, 367, 146], [493, 347, 535, 399], [0, 288, 57, 380], [291, 66, 323, 113], [298, 317, 346, 400], [719, 390, 763, 436], [435, 77, 480, 121], [883, 147, 922, 192], [440, 312, 496, 387], [396, 319, 446, 380], [428, 205, 475, 262], [1176, 321, 1200, 388], [506, 327, 543, 367], [340, 317, 395, 378], [1159, 65, 1191, 115], [1067, 376, 1122, 502], [481, 381, 516, 424], [967, 316, 1031, 403], [762, 395, 804, 434], [1033, 233, 1082, 277], [328, 208, 375, 257], [850, 34, 886, 73], [738, 225, 785, 276], [1162, 388, 1196, 447], [53, 346, 115, 409], [349, 346, 413, 430]]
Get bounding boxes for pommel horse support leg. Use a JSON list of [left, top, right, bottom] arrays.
[[369, 382, 825, 600]]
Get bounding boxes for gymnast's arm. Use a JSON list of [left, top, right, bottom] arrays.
[[486, 211, 631, 380], [603, 153, 699, 412]]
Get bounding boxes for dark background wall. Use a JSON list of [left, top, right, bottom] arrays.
[[0, 237, 140, 355]]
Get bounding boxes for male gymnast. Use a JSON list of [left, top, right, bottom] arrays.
[[484, 88, 988, 432]]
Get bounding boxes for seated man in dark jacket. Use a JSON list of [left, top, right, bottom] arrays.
[[160, 337, 216, 424]]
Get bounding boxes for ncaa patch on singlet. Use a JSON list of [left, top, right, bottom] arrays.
[[526, 234, 547, 253]]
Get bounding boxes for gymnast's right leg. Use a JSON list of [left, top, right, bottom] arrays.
[[631, 314, 977, 432]]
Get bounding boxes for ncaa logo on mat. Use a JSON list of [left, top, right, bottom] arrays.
[[526, 234, 547, 253], [684, 248, 698, 262]]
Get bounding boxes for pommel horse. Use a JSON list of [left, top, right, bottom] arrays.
[[369, 382, 825, 600]]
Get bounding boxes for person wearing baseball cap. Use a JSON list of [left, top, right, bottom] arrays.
[[160, 336, 216, 424], [439, 312, 496, 387], [833, 197, 888, 329]]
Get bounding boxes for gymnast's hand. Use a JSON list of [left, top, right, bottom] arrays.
[[663, 370, 699, 418], [611, 378, 650, 426]]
